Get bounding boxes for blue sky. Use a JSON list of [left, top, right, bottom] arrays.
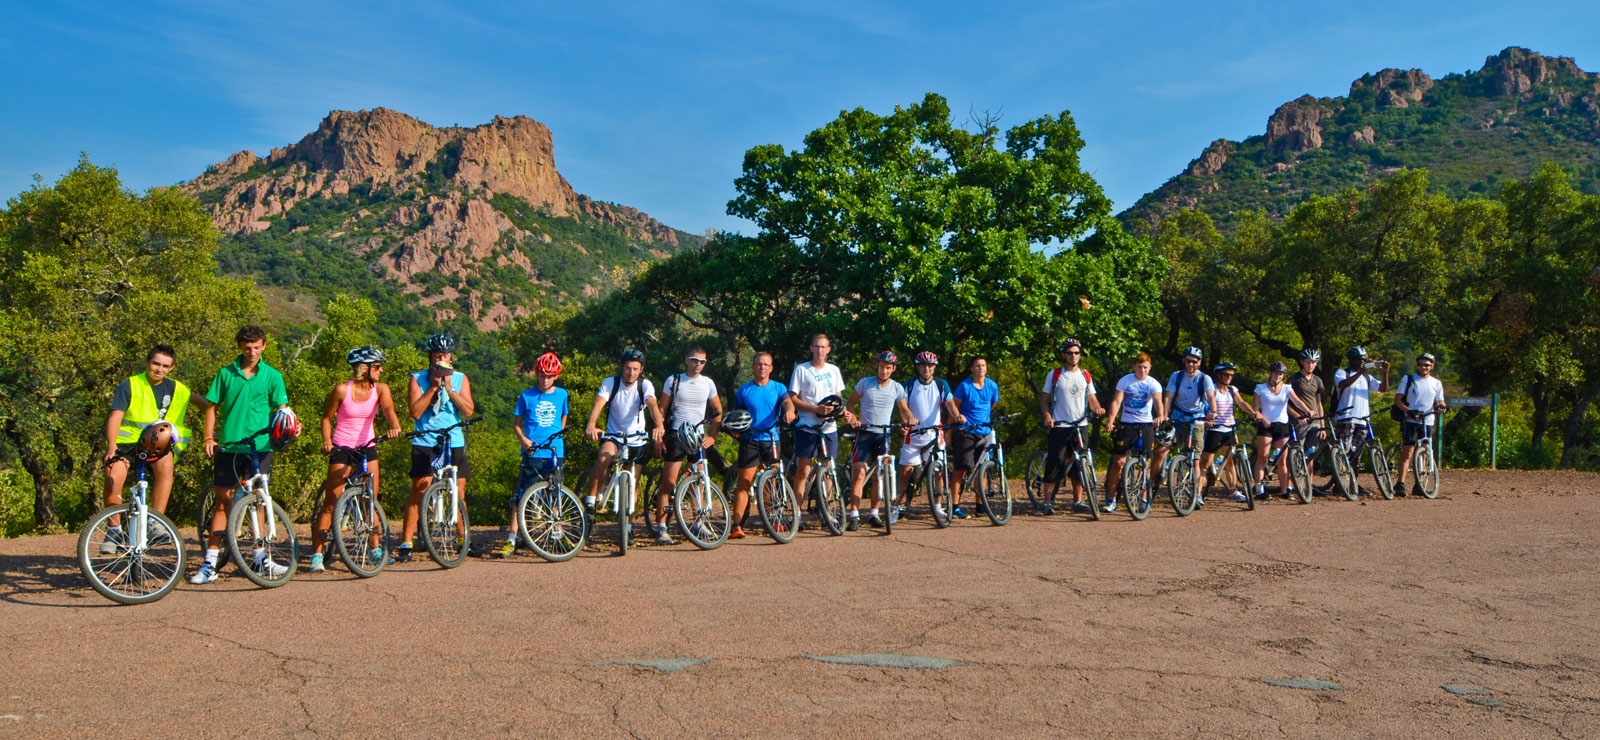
[[3, 1, 1598, 234]]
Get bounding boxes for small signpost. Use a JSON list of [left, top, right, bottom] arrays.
[[1442, 394, 1499, 469]]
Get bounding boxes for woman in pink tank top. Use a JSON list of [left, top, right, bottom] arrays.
[[310, 347, 403, 571]]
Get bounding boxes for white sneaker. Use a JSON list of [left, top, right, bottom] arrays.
[[189, 563, 219, 584], [255, 557, 290, 579]]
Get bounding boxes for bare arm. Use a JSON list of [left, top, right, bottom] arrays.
[[1104, 391, 1124, 432], [204, 405, 218, 457], [645, 396, 666, 445], [585, 394, 607, 442], [408, 375, 430, 421], [104, 409, 124, 461], [320, 383, 343, 453], [378, 384, 402, 439], [450, 375, 475, 418], [896, 398, 916, 425], [704, 394, 723, 445]]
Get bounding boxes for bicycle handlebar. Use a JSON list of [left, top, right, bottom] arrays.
[[405, 414, 485, 440], [521, 428, 568, 457]]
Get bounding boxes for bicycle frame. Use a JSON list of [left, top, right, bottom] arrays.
[[681, 422, 716, 520], [125, 457, 153, 554], [240, 450, 280, 544], [601, 432, 648, 516]]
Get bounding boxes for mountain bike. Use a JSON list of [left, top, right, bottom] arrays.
[[1210, 424, 1256, 511], [407, 415, 482, 568], [593, 431, 650, 555], [672, 420, 732, 549], [965, 415, 1018, 526], [748, 429, 801, 543], [1327, 410, 1387, 501], [1118, 425, 1156, 521], [854, 423, 912, 534], [1160, 419, 1204, 517], [904, 422, 955, 528], [326, 440, 394, 578], [1334, 413, 1396, 500], [798, 422, 848, 536], [514, 431, 586, 562], [1028, 418, 1101, 520], [1388, 411, 1440, 499], [77, 449, 185, 605], [223, 444, 299, 587], [1257, 422, 1313, 504]]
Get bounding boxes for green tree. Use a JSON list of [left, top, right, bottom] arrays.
[[0, 157, 261, 529]]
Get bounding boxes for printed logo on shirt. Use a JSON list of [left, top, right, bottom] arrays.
[[534, 399, 559, 428]]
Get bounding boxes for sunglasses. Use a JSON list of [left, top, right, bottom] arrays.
[[685, 357, 707, 364], [1061, 349, 1081, 355]]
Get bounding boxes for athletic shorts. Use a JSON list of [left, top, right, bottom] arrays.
[[328, 445, 377, 466], [851, 431, 891, 465], [897, 433, 937, 467], [1256, 422, 1292, 441], [512, 457, 559, 504], [410, 445, 471, 479], [661, 429, 700, 463], [1171, 420, 1203, 450], [794, 429, 838, 460], [951, 430, 987, 471], [736, 437, 780, 469], [213, 450, 273, 489], [1402, 421, 1432, 446], [1045, 426, 1090, 483], [1203, 429, 1237, 453], [1111, 423, 1153, 455], [1334, 421, 1367, 451]]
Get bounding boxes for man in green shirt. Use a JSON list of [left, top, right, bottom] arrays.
[[191, 325, 291, 585]]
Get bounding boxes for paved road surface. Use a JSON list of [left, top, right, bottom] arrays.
[[1, 470, 1597, 738]]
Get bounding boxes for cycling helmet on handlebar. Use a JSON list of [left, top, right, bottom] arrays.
[[268, 407, 301, 451], [138, 421, 176, 458], [534, 351, 563, 377], [424, 334, 455, 353], [1154, 420, 1177, 447], [816, 394, 845, 419], [720, 409, 753, 432]]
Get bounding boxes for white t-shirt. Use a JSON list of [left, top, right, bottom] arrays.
[[597, 377, 656, 436], [1400, 374, 1446, 426], [663, 373, 718, 427], [1256, 383, 1290, 424], [790, 362, 846, 433], [1043, 367, 1096, 426], [904, 378, 952, 445], [1116, 374, 1164, 424], [1333, 368, 1383, 422]]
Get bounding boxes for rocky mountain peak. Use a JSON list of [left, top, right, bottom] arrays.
[[1477, 47, 1589, 97], [1350, 68, 1434, 109], [1266, 95, 1334, 155]]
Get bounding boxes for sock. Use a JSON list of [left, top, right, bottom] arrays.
[[506, 532, 517, 543], [399, 540, 412, 550], [869, 507, 879, 517], [848, 509, 859, 518], [108, 525, 124, 534], [204, 548, 219, 567], [584, 495, 596, 507]]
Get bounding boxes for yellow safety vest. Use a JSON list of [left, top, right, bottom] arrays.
[[115, 373, 192, 451]]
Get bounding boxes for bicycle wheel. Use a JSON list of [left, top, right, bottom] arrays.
[[813, 469, 846, 536], [1305, 432, 1335, 496], [977, 461, 1012, 526], [1332, 446, 1359, 501], [1288, 448, 1313, 504], [1124, 458, 1152, 520], [926, 463, 952, 529], [674, 475, 731, 550], [333, 485, 391, 578], [1168, 459, 1198, 516], [225, 493, 298, 588], [1414, 443, 1440, 499], [418, 483, 468, 568], [196, 487, 219, 549], [1370, 444, 1395, 500], [1024, 452, 1048, 513], [77, 505, 186, 605], [1231, 448, 1255, 511], [518, 482, 586, 562], [1077, 456, 1102, 521], [755, 472, 800, 544], [613, 478, 631, 556]]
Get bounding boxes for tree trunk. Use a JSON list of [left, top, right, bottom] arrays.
[[1558, 382, 1600, 468], [1530, 379, 1551, 452], [3, 420, 57, 529]]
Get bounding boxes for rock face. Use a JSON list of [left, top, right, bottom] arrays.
[[186, 109, 691, 330], [1351, 68, 1435, 109], [1188, 139, 1235, 177], [1478, 47, 1586, 97], [1266, 95, 1333, 155]]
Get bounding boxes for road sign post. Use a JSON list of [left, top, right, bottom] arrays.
[[1443, 395, 1497, 469]]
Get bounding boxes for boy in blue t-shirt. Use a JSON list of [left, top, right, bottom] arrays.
[[948, 356, 1000, 518], [499, 352, 570, 557]]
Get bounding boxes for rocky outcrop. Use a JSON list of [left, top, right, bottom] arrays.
[[1348, 126, 1376, 145], [1479, 47, 1589, 97], [1187, 139, 1234, 177], [1266, 95, 1333, 155], [1351, 68, 1434, 109]]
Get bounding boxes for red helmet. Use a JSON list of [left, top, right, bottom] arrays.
[[269, 407, 301, 451], [875, 351, 899, 365], [535, 351, 563, 378], [914, 351, 938, 366]]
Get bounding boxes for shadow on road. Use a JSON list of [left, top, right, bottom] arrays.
[[0, 552, 113, 608]]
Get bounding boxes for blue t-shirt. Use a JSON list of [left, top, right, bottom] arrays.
[[412, 370, 466, 448], [514, 386, 569, 458], [735, 380, 789, 443], [1165, 370, 1216, 421], [953, 378, 1000, 429]]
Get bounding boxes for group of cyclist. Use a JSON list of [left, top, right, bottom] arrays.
[[100, 326, 1448, 583]]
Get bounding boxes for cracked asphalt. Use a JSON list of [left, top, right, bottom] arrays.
[[1, 469, 1597, 738]]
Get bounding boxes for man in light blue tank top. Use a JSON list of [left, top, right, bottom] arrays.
[[398, 334, 476, 562]]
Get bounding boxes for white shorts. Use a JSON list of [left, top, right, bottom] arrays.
[[897, 432, 936, 467]]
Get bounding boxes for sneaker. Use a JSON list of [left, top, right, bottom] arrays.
[[1230, 491, 1249, 503], [899, 506, 917, 520], [392, 547, 413, 563], [1039, 503, 1055, 516], [729, 526, 746, 540], [654, 526, 673, 546], [1102, 499, 1118, 513], [99, 528, 126, 555], [189, 563, 219, 584], [1194, 495, 1205, 509], [254, 557, 289, 579], [309, 553, 326, 573], [866, 513, 885, 528], [369, 546, 385, 563], [846, 515, 861, 532], [496, 540, 515, 558], [467, 541, 485, 558], [952, 506, 970, 519], [1071, 501, 1092, 514]]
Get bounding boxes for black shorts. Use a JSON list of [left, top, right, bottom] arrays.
[[850, 431, 891, 464], [951, 430, 987, 471], [1111, 423, 1153, 455], [410, 445, 471, 479], [794, 429, 838, 460], [662, 429, 702, 463], [329, 445, 378, 466], [1203, 429, 1237, 453], [1043, 426, 1089, 482], [1256, 422, 1292, 441], [213, 450, 273, 489], [512, 457, 560, 503], [736, 437, 781, 469], [1402, 421, 1432, 446]]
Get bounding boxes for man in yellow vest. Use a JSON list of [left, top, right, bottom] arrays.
[[103, 344, 191, 521]]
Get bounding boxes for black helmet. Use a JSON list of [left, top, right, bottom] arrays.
[[720, 409, 753, 432], [347, 346, 385, 365], [1182, 346, 1203, 360], [816, 394, 845, 419], [1269, 361, 1289, 373], [424, 334, 455, 353], [1299, 348, 1321, 362], [620, 348, 646, 364], [1417, 352, 1437, 365], [1212, 362, 1236, 373], [1154, 420, 1177, 447], [1347, 346, 1368, 360]]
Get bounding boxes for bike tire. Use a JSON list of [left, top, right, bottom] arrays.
[[614, 477, 630, 556], [674, 475, 731, 550], [1232, 448, 1255, 511], [1078, 456, 1102, 520], [518, 482, 586, 562], [333, 485, 390, 578], [77, 505, 186, 605], [1415, 444, 1440, 499], [1168, 459, 1198, 516], [1124, 458, 1152, 520], [1288, 448, 1313, 504], [1304, 430, 1335, 496], [196, 487, 218, 550], [978, 462, 1012, 526], [813, 469, 846, 536], [754, 472, 800, 544], [1024, 451, 1048, 513], [418, 483, 468, 569], [926, 463, 952, 529], [225, 493, 299, 588], [1332, 446, 1359, 501], [1371, 444, 1395, 500]]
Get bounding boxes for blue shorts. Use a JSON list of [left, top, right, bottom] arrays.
[[851, 431, 891, 464], [794, 429, 838, 460], [511, 457, 560, 504]]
